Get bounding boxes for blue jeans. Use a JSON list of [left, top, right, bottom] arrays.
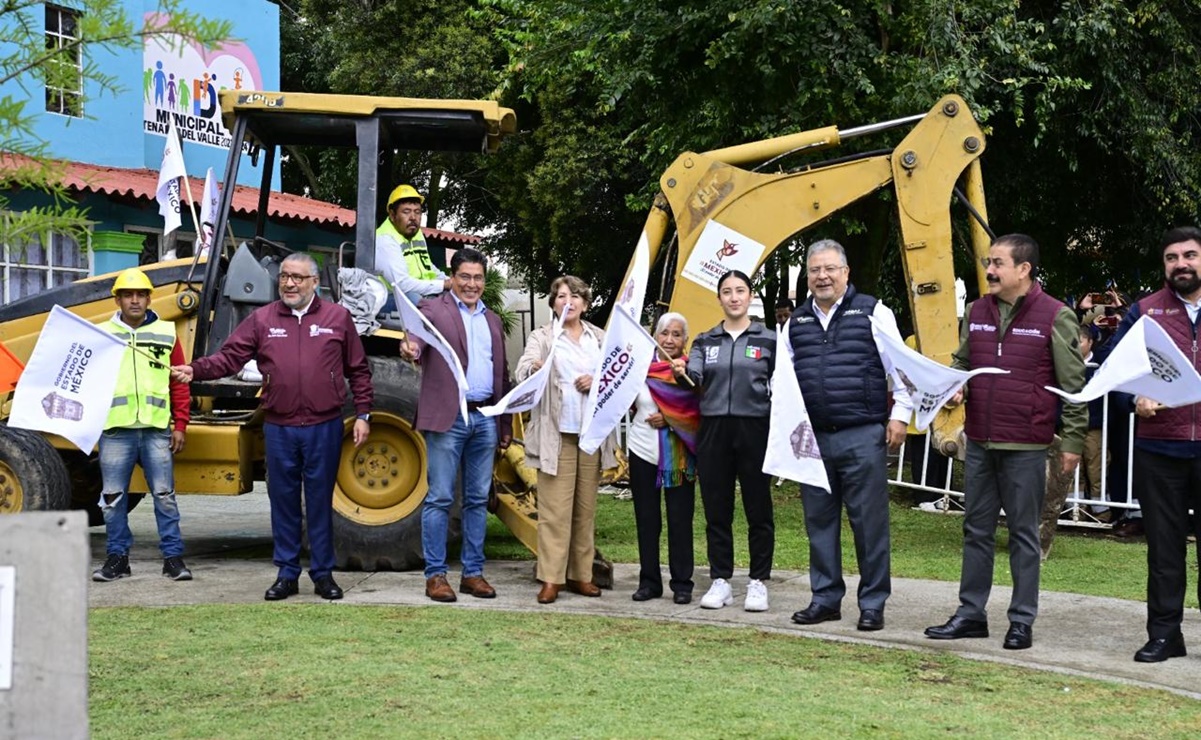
[[264, 418, 343, 582], [422, 410, 498, 578], [98, 427, 183, 558]]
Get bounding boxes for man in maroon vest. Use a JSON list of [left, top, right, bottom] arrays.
[[1109, 226, 1201, 663], [925, 234, 1086, 650]]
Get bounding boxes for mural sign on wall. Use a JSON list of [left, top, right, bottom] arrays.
[[142, 13, 263, 150]]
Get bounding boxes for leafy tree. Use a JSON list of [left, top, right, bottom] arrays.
[[474, 0, 1201, 316], [0, 0, 232, 246]]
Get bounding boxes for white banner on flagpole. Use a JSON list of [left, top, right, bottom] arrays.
[[8, 306, 128, 452], [763, 326, 831, 491], [199, 166, 219, 255], [578, 232, 652, 454], [1046, 315, 1201, 407], [393, 287, 469, 423], [870, 316, 1007, 431], [480, 308, 569, 418], [156, 119, 188, 235]]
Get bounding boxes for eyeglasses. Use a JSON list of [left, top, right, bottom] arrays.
[[455, 272, 486, 284], [980, 258, 1012, 269], [279, 272, 316, 284], [807, 265, 846, 277]]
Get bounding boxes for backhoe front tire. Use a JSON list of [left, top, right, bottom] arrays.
[[331, 356, 446, 571], [0, 427, 72, 514]]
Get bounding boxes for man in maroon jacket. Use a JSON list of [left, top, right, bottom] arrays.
[[1108, 226, 1201, 663], [925, 234, 1086, 651], [401, 248, 512, 602], [173, 253, 373, 601]]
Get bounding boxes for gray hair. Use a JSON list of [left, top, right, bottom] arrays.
[[654, 311, 689, 338], [282, 252, 320, 277], [806, 239, 848, 266]]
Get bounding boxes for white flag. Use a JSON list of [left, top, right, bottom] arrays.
[[156, 120, 187, 235], [870, 316, 1007, 432], [392, 286, 469, 423], [578, 232, 652, 454], [1046, 315, 1201, 407], [8, 306, 128, 452], [480, 307, 569, 418], [763, 326, 831, 491], [199, 167, 219, 254]]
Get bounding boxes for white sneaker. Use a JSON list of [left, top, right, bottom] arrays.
[[918, 499, 950, 512], [699, 578, 733, 609], [744, 579, 769, 612]]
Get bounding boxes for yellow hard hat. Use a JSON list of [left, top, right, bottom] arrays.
[[111, 267, 154, 295], [387, 184, 424, 208]]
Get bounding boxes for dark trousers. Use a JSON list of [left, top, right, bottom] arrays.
[[629, 452, 695, 595], [957, 441, 1045, 625], [264, 417, 343, 581], [1134, 448, 1201, 639], [696, 416, 774, 581], [800, 423, 891, 611], [906, 433, 951, 504]]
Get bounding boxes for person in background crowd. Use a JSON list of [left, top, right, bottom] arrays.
[[517, 276, 618, 604], [774, 297, 794, 331], [787, 239, 911, 633], [92, 268, 192, 584], [173, 253, 372, 601], [673, 269, 776, 612], [925, 233, 1085, 651], [1110, 226, 1201, 663], [629, 312, 699, 604]]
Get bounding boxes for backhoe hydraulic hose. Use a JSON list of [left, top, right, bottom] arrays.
[[953, 186, 996, 240]]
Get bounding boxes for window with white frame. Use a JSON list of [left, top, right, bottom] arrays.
[[0, 227, 91, 305], [44, 4, 83, 117]]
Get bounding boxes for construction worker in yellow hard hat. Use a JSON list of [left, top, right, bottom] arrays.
[[375, 183, 450, 306], [93, 266, 193, 584]]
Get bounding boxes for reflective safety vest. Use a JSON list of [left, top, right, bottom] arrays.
[[103, 312, 176, 430], [376, 219, 440, 281]]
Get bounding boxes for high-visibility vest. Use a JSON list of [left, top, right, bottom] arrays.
[[103, 313, 176, 430], [376, 220, 440, 281]]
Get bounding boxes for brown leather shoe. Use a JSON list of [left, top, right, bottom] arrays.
[[459, 575, 496, 599], [425, 574, 457, 602], [566, 579, 601, 597], [537, 581, 561, 604]]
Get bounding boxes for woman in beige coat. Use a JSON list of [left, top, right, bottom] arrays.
[[516, 275, 618, 604]]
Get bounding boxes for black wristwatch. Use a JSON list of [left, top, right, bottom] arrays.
[[357, 413, 371, 422]]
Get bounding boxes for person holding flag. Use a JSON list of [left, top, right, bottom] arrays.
[[1112, 226, 1201, 663], [628, 312, 699, 605], [517, 275, 618, 604], [92, 268, 192, 584], [925, 233, 1085, 651], [672, 269, 776, 612], [399, 248, 512, 603], [787, 239, 912, 633]]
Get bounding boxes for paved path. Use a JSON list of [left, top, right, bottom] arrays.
[[88, 492, 1201, 700]]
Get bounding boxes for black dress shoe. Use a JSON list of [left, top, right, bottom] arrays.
[[1003, 622, 1032, 650], [673, 592, 692, 605], [264, 577, 299, 601], [857, 609, 884, 631], [924, 615, 989, 640], [631, 586, 662, 602], [314, 576, 344, 600], [791, 603, 842, 625], [1134, 635, 1187, 663]]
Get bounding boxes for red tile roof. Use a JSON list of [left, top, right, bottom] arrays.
[[1, 155, 481, 244]]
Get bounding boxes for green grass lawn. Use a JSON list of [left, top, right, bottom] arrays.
[[90, 481, 1200, 737], [90, 607, 1201, 739]]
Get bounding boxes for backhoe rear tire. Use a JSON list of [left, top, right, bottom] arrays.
[[0, 427, 72, 514], [331, 356, 446, 571]]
